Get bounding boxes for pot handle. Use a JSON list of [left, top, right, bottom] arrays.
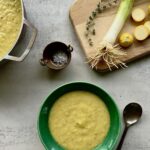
[[5, 18, 37, 61]]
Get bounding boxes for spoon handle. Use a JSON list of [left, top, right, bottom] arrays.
[[116, 127, 128, 150]]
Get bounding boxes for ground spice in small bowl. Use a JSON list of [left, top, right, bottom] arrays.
[[40, 42, 73, 70]]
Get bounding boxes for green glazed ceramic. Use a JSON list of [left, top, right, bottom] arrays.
[[38, 82, 121, 150]]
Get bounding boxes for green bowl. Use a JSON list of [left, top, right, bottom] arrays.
[[38, 82, 121, 150]]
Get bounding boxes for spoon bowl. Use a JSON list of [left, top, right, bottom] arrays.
[[123, 103, 142, 127]]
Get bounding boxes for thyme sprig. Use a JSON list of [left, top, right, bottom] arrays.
[[85, 0, 119, 46]]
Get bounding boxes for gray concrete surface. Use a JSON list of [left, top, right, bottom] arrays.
[[0, 0, 149, 150]]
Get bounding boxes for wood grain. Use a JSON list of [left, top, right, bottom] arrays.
[[70, 0, 150, 72]]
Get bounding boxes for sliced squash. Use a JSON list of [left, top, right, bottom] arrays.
[[134, 25, 149, 41], [144, 21, 150, 35], [132, 8, 146, 22]]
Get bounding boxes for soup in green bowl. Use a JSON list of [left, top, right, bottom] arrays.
[[38, 82, 121, 150]]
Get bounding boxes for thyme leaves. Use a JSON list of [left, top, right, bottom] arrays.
[[85, 0, 119, 46]]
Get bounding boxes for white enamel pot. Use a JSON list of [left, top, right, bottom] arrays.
[[0, 0, 37, 62]]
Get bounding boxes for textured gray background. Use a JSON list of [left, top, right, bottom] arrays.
[[0, 0, 149, 150]]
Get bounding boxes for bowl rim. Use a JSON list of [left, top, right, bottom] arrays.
[[38, 82, 121, 150]]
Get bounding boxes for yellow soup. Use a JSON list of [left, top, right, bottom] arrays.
[[49, 91, 110, 150], [0, 0, 22, 59]]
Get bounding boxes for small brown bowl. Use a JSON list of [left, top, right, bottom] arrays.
[[40, 42, 73, 70]]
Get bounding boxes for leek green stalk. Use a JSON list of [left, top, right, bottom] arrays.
[[90, 0, 135, 70]]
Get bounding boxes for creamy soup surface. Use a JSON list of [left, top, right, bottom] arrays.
[[0, 0, 22, 59], [49, 91, 110, 150]]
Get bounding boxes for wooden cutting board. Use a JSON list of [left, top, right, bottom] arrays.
[[70, 0, 150, 72]]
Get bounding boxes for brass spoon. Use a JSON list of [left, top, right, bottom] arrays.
[[116, 103, 142, 150]]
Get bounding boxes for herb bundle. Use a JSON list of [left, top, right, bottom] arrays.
[[85, 0, 119, 46]]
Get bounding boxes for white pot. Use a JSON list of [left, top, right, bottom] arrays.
[[0, 0, 37, 62]]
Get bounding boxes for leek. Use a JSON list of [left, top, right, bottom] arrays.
[[89, 0, 135, 70]]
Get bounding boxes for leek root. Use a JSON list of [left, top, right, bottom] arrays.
[[89, 0, 134, 70]]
